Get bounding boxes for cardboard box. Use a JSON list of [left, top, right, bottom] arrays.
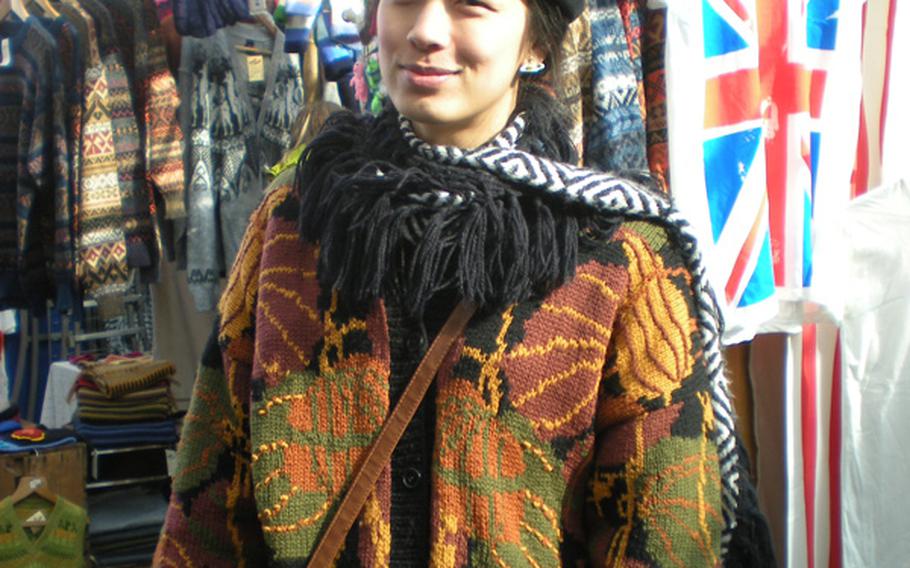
[[0, 443, 87, 507]]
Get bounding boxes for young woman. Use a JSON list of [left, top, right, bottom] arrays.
[[155, 0, 768, 565]]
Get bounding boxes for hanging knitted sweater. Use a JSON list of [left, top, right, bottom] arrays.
[[24, 7, 86, 312], [0, 17, 72, 313], [59, 0, 131, 315], [79, 0, 156, 274], [143, 0, 187, 221], [155, 99, 740, 566], [179, 23, 302, 311], [104, 0, 186, 226], [0, 495, 88, 567], [586, 0, 649, 172]]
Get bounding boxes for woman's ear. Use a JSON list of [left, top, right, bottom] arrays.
[[518, 45, 547, 75]]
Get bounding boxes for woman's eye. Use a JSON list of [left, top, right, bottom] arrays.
[[462, 0, 493, 9]]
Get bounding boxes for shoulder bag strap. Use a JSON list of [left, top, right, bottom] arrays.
[[307, 300, 478, 566]]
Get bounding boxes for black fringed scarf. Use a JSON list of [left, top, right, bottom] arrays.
[[296, 87, 584, 319]]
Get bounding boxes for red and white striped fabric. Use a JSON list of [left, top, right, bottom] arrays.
[[761, 2, 902, 567]]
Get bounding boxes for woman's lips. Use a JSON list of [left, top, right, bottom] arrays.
[[401, 64, 459, 89]]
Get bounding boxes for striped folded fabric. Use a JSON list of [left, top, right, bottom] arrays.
[[80, 359, 176, 399], [75, 381, 176, 423], [76, 404, 174, 424]]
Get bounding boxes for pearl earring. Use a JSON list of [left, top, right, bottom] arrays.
[[518, 61, 546, 75]]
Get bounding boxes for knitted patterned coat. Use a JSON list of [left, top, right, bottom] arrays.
[[155, 174, 724, 566]]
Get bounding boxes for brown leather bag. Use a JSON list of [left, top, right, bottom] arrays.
[[307, 300, 477, 566]]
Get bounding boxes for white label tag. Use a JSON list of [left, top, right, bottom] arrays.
[[247, 55, 265, 83], [165, 449, 177, 477], [26, 510, 47, 524], [0, 39, 11, 68], [248, 0, 267, 14]]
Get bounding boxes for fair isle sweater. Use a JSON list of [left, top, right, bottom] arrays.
[[79, 0, 156, 273], [179, 23, 302, 311], [142, 0, 186, 221], [0, 16, 72, 313], [104, 0, 186, 224], [59, 0, 131, 313], [154, 179, 724, 566], [585, 0, 649, 173]]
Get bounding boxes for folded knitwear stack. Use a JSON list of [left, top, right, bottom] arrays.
[[72, 357, 179, 448], [88, 486, 169, 567]]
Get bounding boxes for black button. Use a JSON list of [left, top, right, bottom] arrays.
[[401, 467, 422, 489], [406, 335, 424, 353]]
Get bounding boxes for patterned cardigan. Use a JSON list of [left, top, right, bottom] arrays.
[[155, 181, 724, 567]]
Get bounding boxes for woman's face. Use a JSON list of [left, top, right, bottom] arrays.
[[377, 0, 538, 148]]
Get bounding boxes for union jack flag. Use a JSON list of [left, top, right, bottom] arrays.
[[668, 0, 848, 342], [667, 0, 776, 343]]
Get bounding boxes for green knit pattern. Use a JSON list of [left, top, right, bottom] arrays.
[[0, 495, 87, 568]]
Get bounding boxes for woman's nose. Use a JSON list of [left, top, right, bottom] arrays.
[[406, 0, 452, 52]]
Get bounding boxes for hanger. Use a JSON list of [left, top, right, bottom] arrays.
[[10, 476, 57, 528], [10, 476, 58, 506], [254, 11, 278, 37], [235, 9, 279, 56], [10, 0, 28, 18], [2, 0, 29, 19], [235, 43, 272, 56], [34, 0, 60, 18]]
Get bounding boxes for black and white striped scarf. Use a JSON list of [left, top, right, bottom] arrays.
[[297, 94, 750, 552], [399, 112, 743, 549]]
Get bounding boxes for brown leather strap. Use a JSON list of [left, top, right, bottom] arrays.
[[307, 300, 477, 566]]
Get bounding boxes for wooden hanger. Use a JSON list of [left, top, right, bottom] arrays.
[[10, 476, 57, 528], [235, 10, 279, 56], [10, 0, 29, 18], [254, 12, 278, 37], [10, 476, 58, 506], [235, 43, 272, 56], [34, 0, 60, 18], [1, 0, 29, 19]]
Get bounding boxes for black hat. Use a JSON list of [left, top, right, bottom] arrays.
[[554, 0, 584, 20]]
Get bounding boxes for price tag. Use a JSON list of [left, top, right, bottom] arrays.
[[247, 55, 265, 83], [165, 449, 177, 477], [26, 510, 47, 524]]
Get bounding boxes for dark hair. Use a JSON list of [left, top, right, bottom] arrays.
[[524, 0, 573, 88]]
